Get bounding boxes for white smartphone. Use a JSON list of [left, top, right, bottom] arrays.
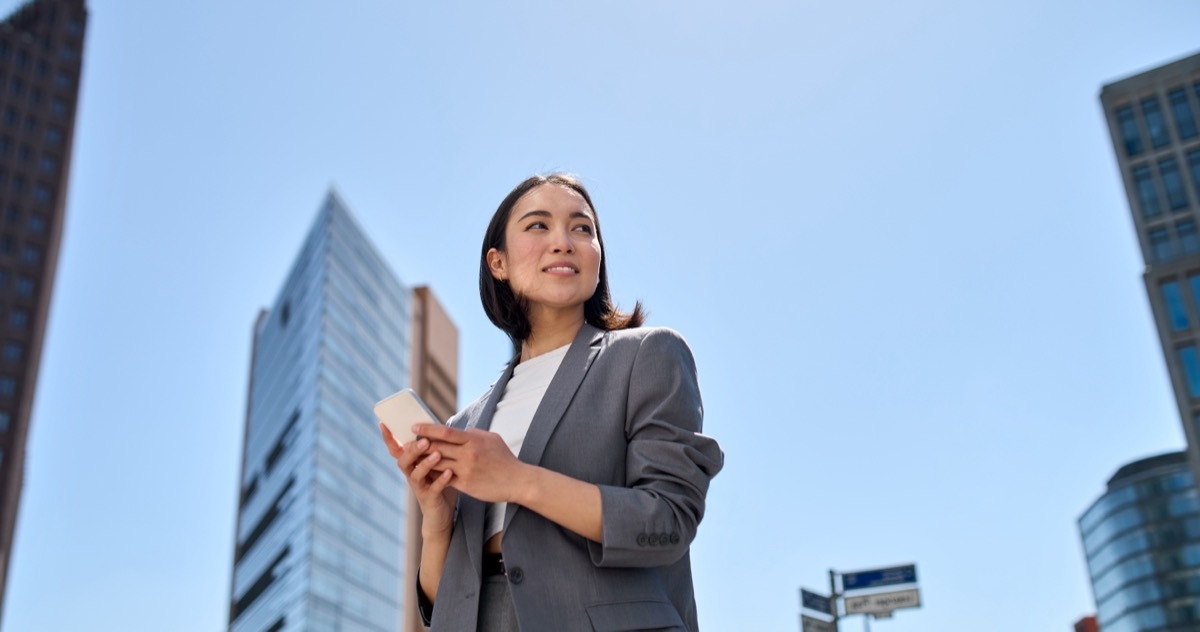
[[374, 388, 443, 444]]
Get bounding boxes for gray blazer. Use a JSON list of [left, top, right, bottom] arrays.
[[420, 324, 724, 631]]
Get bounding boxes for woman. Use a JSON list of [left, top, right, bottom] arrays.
[[381, 174, 723, 631]]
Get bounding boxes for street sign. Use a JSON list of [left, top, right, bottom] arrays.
[[801, 614, 837, 632], [801, 588, 833, 615], [843, 588, 921, 615], [841, 564, 917, 591]]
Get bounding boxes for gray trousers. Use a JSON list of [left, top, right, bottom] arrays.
[[477, 574, 520, 632]]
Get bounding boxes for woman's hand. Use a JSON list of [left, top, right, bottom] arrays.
[[379, 423, 458, 538], [412, 423, 528, 504]]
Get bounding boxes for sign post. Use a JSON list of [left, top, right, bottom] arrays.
[[801, 563, 919, 631]]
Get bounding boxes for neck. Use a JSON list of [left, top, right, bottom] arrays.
[[521, 309, 584, 362]]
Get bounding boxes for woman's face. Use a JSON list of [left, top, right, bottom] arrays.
[[487, 183, 602, 321]]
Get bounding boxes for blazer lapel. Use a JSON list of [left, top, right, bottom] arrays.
[[460, 360, 517, 577], [505, 324, 604, 530]]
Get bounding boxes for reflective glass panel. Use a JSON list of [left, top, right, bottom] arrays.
[[1161, 158, 1190, 211], [1180, 345, 1200, 398], [1143, 97, 1171, 148], [1119, 106, 1143, 157], [1135, 166, 1162, 218], [1170, 88, 1198, 140], [1162, 281, 1189, 331]]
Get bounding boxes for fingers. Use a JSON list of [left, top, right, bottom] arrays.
[[413, 423, 467, 444]]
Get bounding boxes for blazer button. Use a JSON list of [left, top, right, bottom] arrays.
[[669, 533, 680, 545], [508, 566, 524, 584], [637, 533, 648, 546], [648, 534, 659, 546]]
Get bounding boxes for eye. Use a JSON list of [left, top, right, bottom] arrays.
[[524, 221, 547, 230], [572, 224, 594, 234]]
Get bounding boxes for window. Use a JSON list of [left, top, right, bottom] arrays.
[[38, 155, 56, 174], [1180, 345, 1200, 398], [0, 377, 15, 398], [53, 71, 70, 91], [1142, 96, 1171, 146], [3, 107, 16, 126], [1189, 150, 1200, 202], [44, 126, 60, 145], [29, 214, 45, 234], [10, 176, 23, 195], [9, 78, 21, 98], [0, 411, 9, 432], [1151, 228, 1174, 262], [1135, 165, 1162, 218], [10, 309, 28, 329], [1171, 88, 1199, 140], [20, 245, 39, 266], [17, 145, 28, 163], [49, 98, 65, 118], [1179, 220, 1200, 254], [23, 116, 35, 134], [4, 342, 23, 363], [1161, 158, 1191, 210], [1163, 281, 1189, 331], [1161, 281, 1190, 330], [16, 276, 34, 297], [34, 184, 50, 204], [1118, 106, 1144, 157]]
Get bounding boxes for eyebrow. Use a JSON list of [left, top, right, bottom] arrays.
[[516, 209, 595, 223]]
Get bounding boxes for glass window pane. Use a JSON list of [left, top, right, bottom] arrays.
[[1189, 150, 1200, 203], [1144, 97, 1171, 148], [1162, 158, 1190, 210], [1180, 345, 1200, 398], [1135, 165, 1162, 218], [1151, 228, 1174, 262], [1170, 88, 1198, 140], [1118, 106, 1143, 157], [1163, 281, 1189, 330], [1179, 220, 1200, 254]]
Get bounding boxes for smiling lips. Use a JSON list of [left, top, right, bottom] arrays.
[[543, 263, 578, 275]]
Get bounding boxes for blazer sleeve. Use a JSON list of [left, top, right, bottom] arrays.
[[589, 328, 724, 567]]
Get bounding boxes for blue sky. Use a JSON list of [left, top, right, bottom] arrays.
[[3, 1, 1200, 630]]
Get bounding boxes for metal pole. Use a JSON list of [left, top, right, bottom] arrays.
[[864, 614, 871, 632], [829, 569, 839, 632]]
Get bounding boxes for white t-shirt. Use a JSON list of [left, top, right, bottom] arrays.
[[484, 343, 570, 541]]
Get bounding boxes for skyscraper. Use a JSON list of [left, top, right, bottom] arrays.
[[1084, 51, 1200, 632], [1079, 452, 1200, 631], [0, 0, 86, 621], [228, 191, 458, 632], [1100, 51, 1200, 477]]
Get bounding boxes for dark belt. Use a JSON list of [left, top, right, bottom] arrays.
[[483, 553, 506, 577]]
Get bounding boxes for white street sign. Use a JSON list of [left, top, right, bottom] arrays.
[[843, 588, 921, 615], [801, 614, 837, 632]]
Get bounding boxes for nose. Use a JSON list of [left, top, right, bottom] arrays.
[[551, 228, 574, 253]]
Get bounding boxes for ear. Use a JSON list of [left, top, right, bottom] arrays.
[[486, 247, 507, 281]]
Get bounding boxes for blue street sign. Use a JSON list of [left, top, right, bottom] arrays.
[[841, 564, 917, 591], [801, 588, 832, 615]]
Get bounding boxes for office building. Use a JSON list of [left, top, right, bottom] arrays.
[[228, 191, 458, 632], [0, 0, 85, 622], [1079, 452, 1200, 631], [1100, 52, 1200, 478], [1074, 615, 1099, 632]]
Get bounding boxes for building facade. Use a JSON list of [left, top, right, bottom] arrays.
[[1080, 452, 1200, 631], [1100, 52, 1200, 478], [228, 192, 457, 632], [0, 0, 85, 621]]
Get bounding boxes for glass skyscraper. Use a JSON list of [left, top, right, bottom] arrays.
[[1100, 51, 1200, 480], [228, 191, 458, 632], [1080, 452, 1200, 631]]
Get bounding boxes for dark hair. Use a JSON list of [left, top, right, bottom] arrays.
[[479, 173, 645, 347]]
